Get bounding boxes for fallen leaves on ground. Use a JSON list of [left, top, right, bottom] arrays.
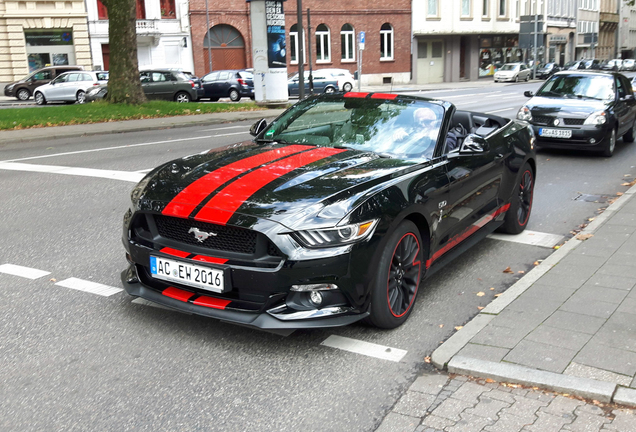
[[476, 292, 485, 297], [454, 326, 463, 331], [477, 306, 484, 310], [490, 287, 495, 291], [439, 324, 444, 328], [50, 278, 57, 282], [617, 192, 624, 196], [576, 233, 594, 241], [494, 293, 502, 297], [503, 266, 514, 273], [424, 356, 431, 363], [534, 261, 540, 266], [518, 271, 525, 274]]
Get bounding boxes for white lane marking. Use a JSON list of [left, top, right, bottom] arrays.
[[321, 335, 407, 362], [0, 136, 213, 164], [0, 264, 50, 280], [485, 108, 517, 114], [55, 277, 123, 297], [488, 230, 565, 248], [212, 131, 251, 138], [0, 162, 145, 183]]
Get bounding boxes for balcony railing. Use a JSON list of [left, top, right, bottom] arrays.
[[136, 20, 159, 33]]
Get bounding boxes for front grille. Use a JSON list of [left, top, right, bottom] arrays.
[[564, 118, 585, 125], [155, 215, 258, 254], [532, 115, 552, 125]]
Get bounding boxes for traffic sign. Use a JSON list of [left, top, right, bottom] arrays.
[[358, 31, 365, 51]]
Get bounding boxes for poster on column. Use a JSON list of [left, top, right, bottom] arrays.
[[266, 1, 286, 68]]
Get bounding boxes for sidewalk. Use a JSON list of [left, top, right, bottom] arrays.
[[377, 181, 636, 431]]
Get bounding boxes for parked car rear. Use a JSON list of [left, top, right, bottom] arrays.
[[33, 70, 108, 105], [200, 70, 254, 101], [4, 65, 84, 101], [287, 72, 338, 96]]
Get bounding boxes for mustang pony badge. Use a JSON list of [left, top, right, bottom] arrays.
[[188, 227, 217, 242]]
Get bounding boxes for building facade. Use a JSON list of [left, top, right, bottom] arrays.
[[576, 0, 600, 58], [543, 0, 577, 65], [0, 0, 92, 82], [412, 0, 522, 83], [86, 0, 194, 72], [188, 0, 411, 85], [597, 0, 618, 60], [619, 1, 636, 59]]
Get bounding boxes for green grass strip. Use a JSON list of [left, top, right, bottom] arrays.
[[0, 101, 267, 131]]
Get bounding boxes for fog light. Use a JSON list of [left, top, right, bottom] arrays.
[[309, 291, 323, 305], [589, 138, 596, 144], [290, 283, 338, 292]]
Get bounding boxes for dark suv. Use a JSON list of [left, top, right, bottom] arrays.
[[200, 70, 254, 101], [4, 65, 84, 101]]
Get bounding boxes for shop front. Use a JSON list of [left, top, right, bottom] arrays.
[[25, 30, 76, 72], [478, 35, 522, 77]]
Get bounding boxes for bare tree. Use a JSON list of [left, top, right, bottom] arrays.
[[100, 0, 146, 104]]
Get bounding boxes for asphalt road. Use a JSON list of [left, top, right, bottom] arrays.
[[1, 80, 636, 431]]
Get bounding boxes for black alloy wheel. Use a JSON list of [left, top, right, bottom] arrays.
[[498, 163, 534, 234], [368, 220, 423, 329]]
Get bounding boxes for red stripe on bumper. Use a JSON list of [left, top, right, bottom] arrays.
[[160, 247, 190, 258], [192, 255, 228, 264], [344, 92, 369, 98], [371, 93, 398, 99], [426, 204, 510, 268], [162, 145, 313, 218], [194, 147, 347, 225], [163, 287, 194, 302], [193, 296, 231, 309]]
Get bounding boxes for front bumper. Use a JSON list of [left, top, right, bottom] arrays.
[[494, 75, 516, 82], [4, 86, 15, 97], [528, 122, 610, 150]]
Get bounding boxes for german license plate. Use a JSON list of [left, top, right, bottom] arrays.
[[539, 128, 572, 138], [150, 256, 225, 293]]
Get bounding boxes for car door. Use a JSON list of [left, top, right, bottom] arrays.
[[615, 75, 636, 136], [47, 73, 71, 100], [215, 71, 233, 97], [201, 72, 219, 98], [288, 75, 300, 96], [27, 69, 53, 95], [140, 71, 153, 98], [441, 117, 506, 254], [151, 71, 173, 100]]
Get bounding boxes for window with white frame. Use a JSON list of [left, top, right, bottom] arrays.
[[499, 0, 506, 16], [380, 23, 393, 60], [289, 24, 305, 65], [427, 0, 439, 17], [315, 24, 330, 62], [462, 0, 471, 16], [340, 24, 355, 61], [482, 0, 489, 17]]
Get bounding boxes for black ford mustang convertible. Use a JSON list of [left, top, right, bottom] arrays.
[[122, 92, 536, 329]]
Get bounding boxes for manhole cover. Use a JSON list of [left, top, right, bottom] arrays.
[[573, 194, 610, 203]]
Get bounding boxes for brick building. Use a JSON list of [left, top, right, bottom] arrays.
[[188, 0, 411, 85]]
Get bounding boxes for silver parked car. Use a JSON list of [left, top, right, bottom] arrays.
[[494, 63, 532, 83], [34, 70, 109, 105]]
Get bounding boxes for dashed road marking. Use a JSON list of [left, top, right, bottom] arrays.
[[488, 230, 565, 248], [55, 277, 123, 297], [0, 264, 50, 280], [0, 162, 145, 183], [321, 335, 407, 362]]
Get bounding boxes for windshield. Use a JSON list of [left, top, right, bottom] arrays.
[[500, 64, 518, 71], [536, 75, 615, 100], [261, 96, 445, 160]]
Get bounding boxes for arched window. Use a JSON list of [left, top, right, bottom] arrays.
[[341, 24, 355, 61], [316, 24, 330, 62], [204, 24, 245, 48], [380, 23, 393, 60]]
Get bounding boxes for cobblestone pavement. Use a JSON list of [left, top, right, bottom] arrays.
[[377, 373, 636, 432]]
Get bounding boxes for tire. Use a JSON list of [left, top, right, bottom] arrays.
[[16, 88, 30, 101], [623, 121, 635, 143], [34, 92, 46, 105], [324, 86, 336, 94], [525, 74, 530, 82], [368, 220, 424, 329], [229, 89, 240, 102], [343, 82, 353, 92], [515, 75, 519, 82], [602, 128, 617, 157], [498, 163, 534, 234], [175, 92, 191, 103], [76, 90, 86, 104]]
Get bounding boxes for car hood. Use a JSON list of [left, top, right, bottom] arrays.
[[527, 96, 608, 117], [136, 141, 424, 230]]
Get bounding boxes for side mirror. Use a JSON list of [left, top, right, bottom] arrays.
[[250, 118, 268, 137], [524, 91, 534, 97], [460, 134, 489, 153]]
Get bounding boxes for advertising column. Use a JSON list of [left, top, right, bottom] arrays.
[[249, 0, 288, 105]]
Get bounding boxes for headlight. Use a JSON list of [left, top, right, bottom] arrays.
[[584, 110, 607, 125], [291, 219, 378, 248], [517, 106, 533, 121]]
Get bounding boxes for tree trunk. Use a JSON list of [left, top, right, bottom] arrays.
[[102, 0, 146, 104]]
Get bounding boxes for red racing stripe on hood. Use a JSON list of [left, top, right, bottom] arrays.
[[162, 145, 313, 218], [194, 147, 348, 225]]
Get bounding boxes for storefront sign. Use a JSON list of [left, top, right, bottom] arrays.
[[25, 30, 73, 46], [549, 35, 567, 44]]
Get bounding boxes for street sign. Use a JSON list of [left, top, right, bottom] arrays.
[[358, 31, 365, 50]]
